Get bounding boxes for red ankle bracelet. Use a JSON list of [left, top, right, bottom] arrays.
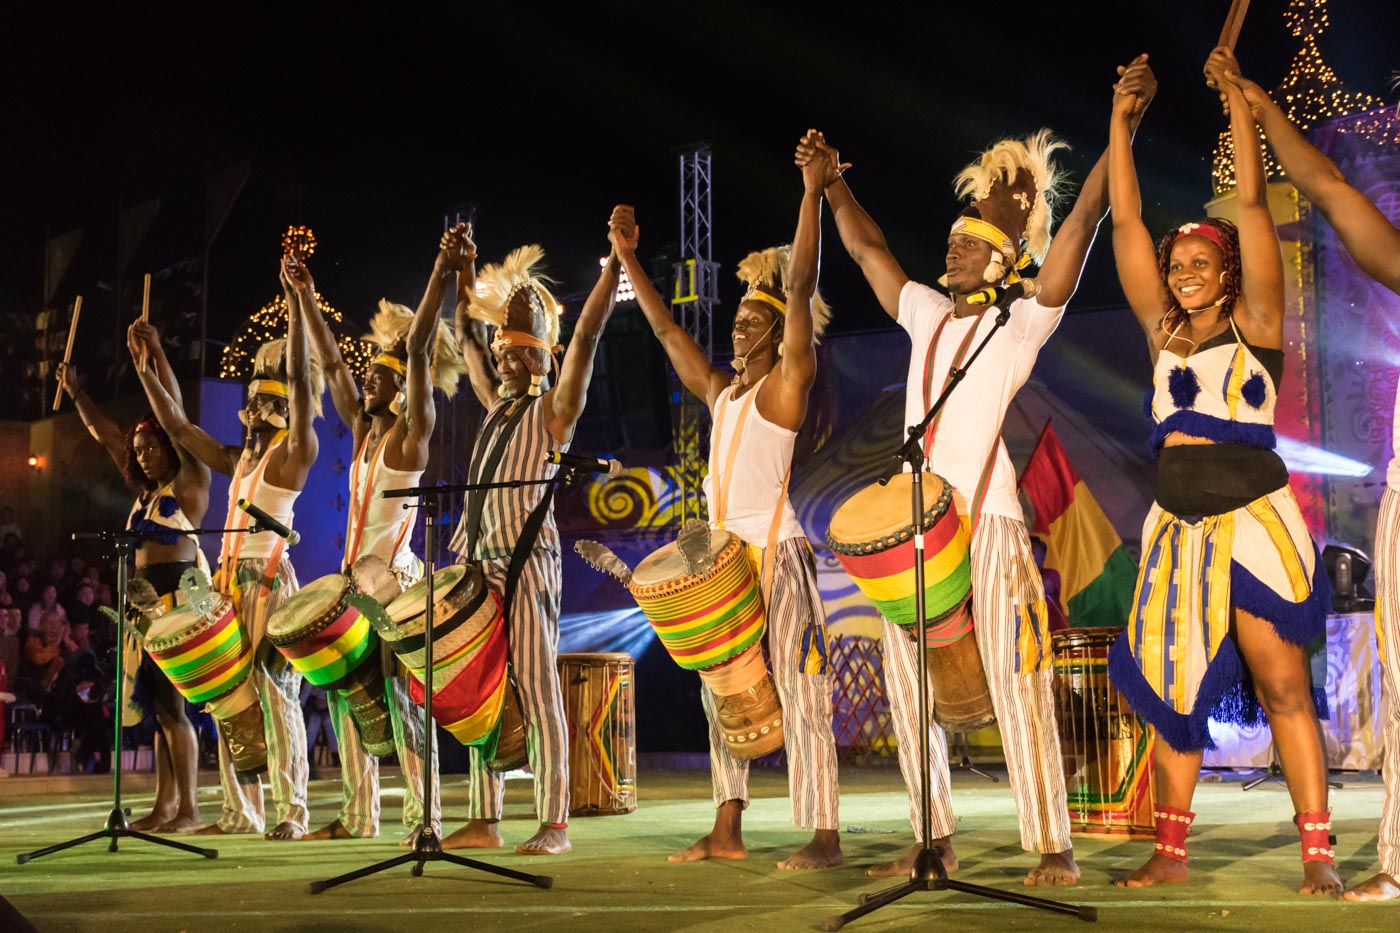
[[1294, 812, 1335, 864], [1153, 806, 1194, 863]]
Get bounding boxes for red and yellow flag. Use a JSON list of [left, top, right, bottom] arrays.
[[1018, 421, 1136, 628]]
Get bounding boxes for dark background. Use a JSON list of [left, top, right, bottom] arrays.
[[3, 0, 1396, 415]]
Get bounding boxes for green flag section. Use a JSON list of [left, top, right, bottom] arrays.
[[1018, 420, 1136, 628]]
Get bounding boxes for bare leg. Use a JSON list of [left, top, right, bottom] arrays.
[[130, 732, 175, 831], [866, 837, 958, 877], [1116, 744, 1200, 887], [669, 798, 746, 862], [441, 819, 504, 850], [151, 679, 201, 832], [1235, 610, 1343, 895], [778, 829, 842, 870]]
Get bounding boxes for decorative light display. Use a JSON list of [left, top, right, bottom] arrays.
[[1213, 0, 1396, 194], [601, 256, 636, 303], [218, 226, 375, 380]]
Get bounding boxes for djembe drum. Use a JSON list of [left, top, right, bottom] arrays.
[[826, 472, 994, 732], [145, 594, 266, 780], [1051, 627, 1155, 835], [377, 563, 526, 771], [558, 652, 636, 817], [629, 530, 784, 760], [267, 573, 395, 756]]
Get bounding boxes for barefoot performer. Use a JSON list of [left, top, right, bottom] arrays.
[[1105, 49, 1340, 895], [799, 56, 1154, 888], [443, 228, 620, 855], [612, 161, 843, 870], [58, 351, 209, 834], [292, 226, 469, 842], [1215, 47, 1400, 902], [131, 251, 324, 841]]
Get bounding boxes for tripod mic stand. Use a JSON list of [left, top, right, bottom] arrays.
[[822, 304, 1093, 929], [308, 468, 584, 894], [17, 528, 222, 864]]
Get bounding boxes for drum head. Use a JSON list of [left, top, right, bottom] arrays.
[[386, 564, 469, 625], [828, 473, 951, 545], [144, 603, 199, 646], [630, 529, 734, 588], [267, 574, 348, 639]]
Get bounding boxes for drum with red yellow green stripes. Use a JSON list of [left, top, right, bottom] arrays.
[[825, 472, 973, 646], [628, 530, 765, 672], [144, 594, 253, 705]]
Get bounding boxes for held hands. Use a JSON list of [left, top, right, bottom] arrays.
[[794, 130, 851, 190], [281, 254, 313, 296], [436, 221, 476, 274], [608, 205, 638, 256], [1112, 53, 1156, 120], [1206, 47, 1269, 122]]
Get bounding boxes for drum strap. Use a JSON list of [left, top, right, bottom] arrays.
[[463, 397, 535, 559], [502, 480, 557, 633], [216, 431, 288, 599], [709, 378, 764, 530], [344, 431, 413, 569]]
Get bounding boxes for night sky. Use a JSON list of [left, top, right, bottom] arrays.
[[3, 0, 1396, 407]]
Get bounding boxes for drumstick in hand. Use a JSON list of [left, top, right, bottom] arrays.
[[52, 296, 82, 412], [137, 273, 151, 373]]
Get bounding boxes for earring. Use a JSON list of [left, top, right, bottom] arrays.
[[497, 383, 510, 400], [776, 343, 784, 358], [389, 390, 405, 415], [527, 374, 544, 397], [237, 409, 250, 426], [1218, 271, 1226, 283]]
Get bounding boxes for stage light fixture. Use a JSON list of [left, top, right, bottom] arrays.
[[26, 455, 39, 468], [601, 257, 636, 303], [1322, 542, 1375, 612]]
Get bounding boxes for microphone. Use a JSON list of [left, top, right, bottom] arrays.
[[966, 277, 1039, 307], [544, 451, 624, 477], [237, 499, 301, 546]]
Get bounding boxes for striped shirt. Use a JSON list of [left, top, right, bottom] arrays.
[[449, 396, 565, 560]]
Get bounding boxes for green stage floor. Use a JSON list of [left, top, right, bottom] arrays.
[[0, 765, 1393, 932]]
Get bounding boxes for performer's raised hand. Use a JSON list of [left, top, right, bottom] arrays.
[[127, 319, 159, 362], [436, 221, 474, 274], [55, 360, 81, 398], [608, 205, 638, 255], [1113, 53, 1156, 118], [1210, 49, 1271, 123], [794, 129, 850, 188], [281, 254, 313, 296]]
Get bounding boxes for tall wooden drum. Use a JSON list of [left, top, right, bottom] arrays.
[[1051, 627, 1155, 835], [558, 652, 637, 817]]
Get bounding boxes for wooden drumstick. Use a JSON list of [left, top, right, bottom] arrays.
[[51, 296, 82, 412], [1217, 0, 1250, 52], [138, 273, 151, 373]]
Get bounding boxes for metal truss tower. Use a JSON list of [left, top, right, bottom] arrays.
[[670, 143, 720, 525]]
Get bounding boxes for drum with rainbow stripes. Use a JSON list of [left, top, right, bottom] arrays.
[[267, 573, 395, 756], [826, 472, 994, 732], [145, 595, 266, 779], [629, 530, 783, 760]]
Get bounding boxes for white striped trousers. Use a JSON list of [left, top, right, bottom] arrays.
[[214, 557, 310, 834], [466, 549, 569, 824], [702, 537, 840, 830], [882, 513, 1070, 852], [1374, 487, 1400, 878]]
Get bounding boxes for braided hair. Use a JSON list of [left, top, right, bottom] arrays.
[[1156, 217, 1242, 336], [121, 417, 179, 493]]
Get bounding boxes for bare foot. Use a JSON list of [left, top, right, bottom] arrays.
[[669, 831, 746, 862], [1300, 861, 1343, 896], [155, 815, 204, 834], [264, 821, 304, 841], [777, 830, 842, 870], [130, 811, 174, 832], [303, 819, 359, 841], [194, 823, 231, 836], [1025, 850, 1080, 886], [1115, 853, 1188, 887], [441, 820, 504, 850], [517, 825, 571, 855], [1343, 872, 1400, 902], [400, 826, 430, 848], [865, 839, 958, 878]]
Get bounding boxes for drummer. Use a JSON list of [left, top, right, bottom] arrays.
[[796, 55, 1156, 887], [58, 348, 209, 834], [291, 226, 470, 842], [443, 227, 621, 855], [130, 254, 324, 841], [611, 155, 843, 867]]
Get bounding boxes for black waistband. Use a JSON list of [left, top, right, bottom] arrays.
[[133, 560, 198, 597], [1154, 444, 1289, 517]]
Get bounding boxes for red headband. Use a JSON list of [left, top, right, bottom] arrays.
[[1175, 220, 1225, 252]]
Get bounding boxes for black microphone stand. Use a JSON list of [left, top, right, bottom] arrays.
[[307, 467, 587, 894], [822, 304, 1094, 929], [14, 522, 261, 864]]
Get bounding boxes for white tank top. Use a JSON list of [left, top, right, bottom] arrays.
[[702, 377, 804, 545], [224, 436, 300, 562], [346, 432, 422, 571]]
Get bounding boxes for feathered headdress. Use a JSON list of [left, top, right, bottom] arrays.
[[249, 338, 325, 418], [735, 244, 833, 340], [943, 128, 1069, 287], [467, 244, 562, 397], [366, 299, 469, 399]]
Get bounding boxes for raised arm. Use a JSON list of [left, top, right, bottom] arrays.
[[1038, 55, 1156, 309], [777, 164, 822, 396], [288, 256, 363, 432], [546, 219, 621, 443], [57, 363, 126, 468], [127, 321, 240, 475], [1108, 58, 1171, 340], [796, 131, 908, 319], [1215, 52, 1400, 295], [275, 258, 320, 485], [453, 231, 500, 410], [610, 205, 729, 406], [401, 223, 470, 458], [1205, 49, 1283, 343]]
